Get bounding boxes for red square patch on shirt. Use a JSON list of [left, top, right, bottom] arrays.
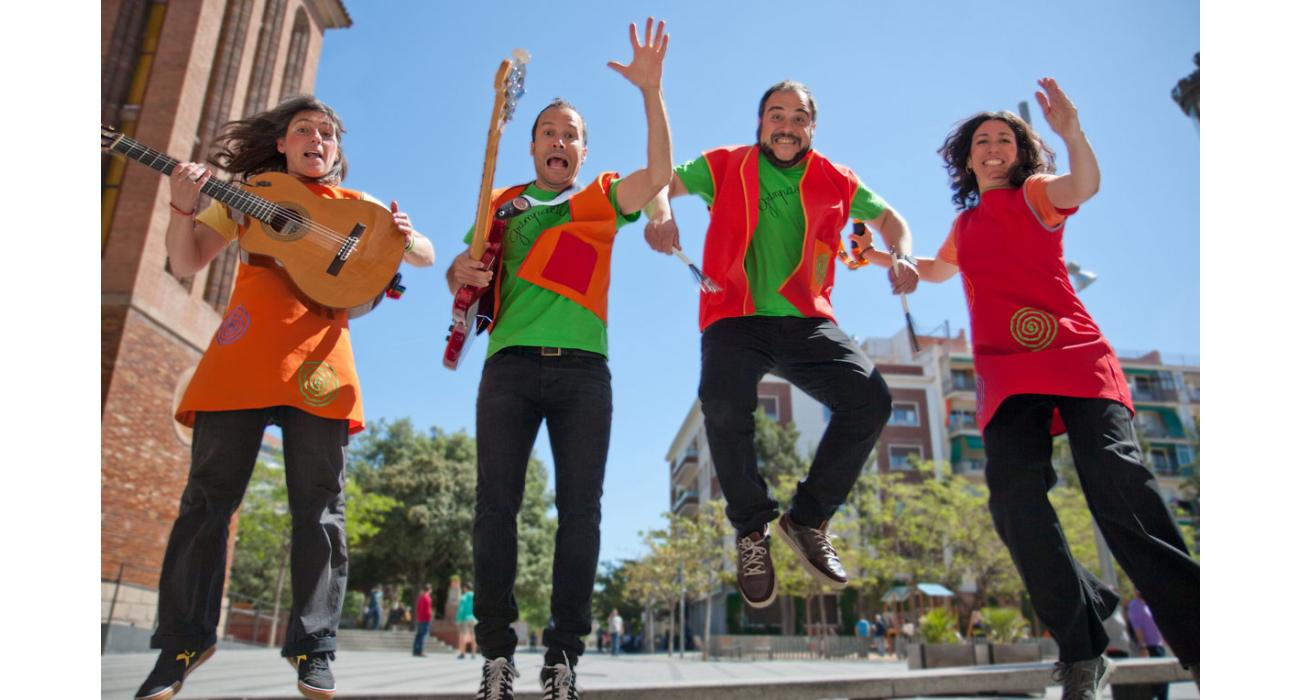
[[539, 230, 597, 294]]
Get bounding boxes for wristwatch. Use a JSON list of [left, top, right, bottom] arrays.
[[894, 252, 917, 267]]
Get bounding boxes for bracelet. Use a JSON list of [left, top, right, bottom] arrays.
[[170, 202, 195, 217], [404, 234, 415, 252]]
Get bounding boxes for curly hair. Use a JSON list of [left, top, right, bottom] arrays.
[[938, 111, 1054, 211], [209, 95, 348, 185]]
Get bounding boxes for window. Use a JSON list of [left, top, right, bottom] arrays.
[[948, 409, 977, 430], [1132, 375, 1158, 400], [1157, 371, 1176, 391], [889, 402, 920, 427], [951, 369, 976, 391], [757, 396, 779, 420], [888, 445, 922, 471], [1176, 444, 1196, 467], [1135, 411, 1168, 438], [1149, 448, 1175, 476]]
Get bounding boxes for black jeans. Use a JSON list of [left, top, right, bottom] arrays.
[[151, 407, 349, 657], [983, 395, 1199, 665], [699, 316, 892, 535], [473, 348, 612, 667]]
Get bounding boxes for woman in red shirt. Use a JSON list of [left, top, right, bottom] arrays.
[[881, 78, 1199, 695]]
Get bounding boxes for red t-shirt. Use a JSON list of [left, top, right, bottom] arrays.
[[936, 175, 1132, 433], [416, 592, 433, 623]]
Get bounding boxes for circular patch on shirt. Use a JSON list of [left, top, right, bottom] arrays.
[[215, 305, 250, 346], [297, 361, 339, 407], [1009, 307, 1058, 351]]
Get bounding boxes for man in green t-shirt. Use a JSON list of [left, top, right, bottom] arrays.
[[643, 80, 920, 610], [445, 19, 671, 700]]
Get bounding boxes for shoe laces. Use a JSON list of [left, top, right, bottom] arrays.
[[810, 526, 839, 561], [478, 657, 518, 700], [1052, 659, 1102, 699], [541, 652, 581, 700], [738, 534, 769, 576]]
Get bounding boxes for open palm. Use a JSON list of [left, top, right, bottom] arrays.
[[608, 17, 669, 90]]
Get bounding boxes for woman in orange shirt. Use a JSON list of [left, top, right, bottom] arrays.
[[134, 96, 433, 700]]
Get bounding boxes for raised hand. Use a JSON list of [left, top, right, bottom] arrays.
[[391, 199, 414, 250], [607, 17, 668, 91], [1034, 77, 1081, 140]]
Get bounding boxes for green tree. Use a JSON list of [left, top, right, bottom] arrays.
[[348, 418, 556, 618], [593, 559, 643, 636]]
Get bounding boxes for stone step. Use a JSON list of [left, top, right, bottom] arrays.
[[336, 629, 454, 653]]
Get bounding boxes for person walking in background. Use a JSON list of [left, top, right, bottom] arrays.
[[1127, 592, 1171, 700], [643, 79, 915, 610], [967, 610, 988, 643], [854, 614, 870, 657], [899, 619, 915, 661], [872, 614, 888, 657], [457, 582, 477, 660], [365, 586, 383, 630], [607, 609, 624, 657], [413, 585, 433, 657]]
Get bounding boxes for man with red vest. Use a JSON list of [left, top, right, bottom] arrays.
[[446, 19, 672, 700], [644, 80, 918, 609]]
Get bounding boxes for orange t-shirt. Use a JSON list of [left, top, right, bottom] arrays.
[[175, 183, 369, 434]]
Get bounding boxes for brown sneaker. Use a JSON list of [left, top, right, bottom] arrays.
[[775, 513, 848, 589], [736, 526, 777, 608]]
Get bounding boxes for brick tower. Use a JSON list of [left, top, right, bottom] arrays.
[[100, 0, 350, 649]]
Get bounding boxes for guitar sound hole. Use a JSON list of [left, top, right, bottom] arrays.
[[270, 208, 304, 236]]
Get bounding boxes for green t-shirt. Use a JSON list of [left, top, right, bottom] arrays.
[[463, 179, 638, 358], [676, 151, 888, 317]]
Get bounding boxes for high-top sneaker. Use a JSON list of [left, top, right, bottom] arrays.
[[475, 656, 519, 700], [539, 652, 581, 700]]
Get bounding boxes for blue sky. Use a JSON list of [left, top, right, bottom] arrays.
[[307, 0, 1201, 566]]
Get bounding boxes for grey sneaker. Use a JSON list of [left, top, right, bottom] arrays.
[[288, 652, 335, 700], [476, 656, 519, 700], [1053, 655, 1115, 700], [539, 652, 581, 700]]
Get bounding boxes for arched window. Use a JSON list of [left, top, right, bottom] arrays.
[[279, 8, 311, 100], [243, 0, 287, 116]]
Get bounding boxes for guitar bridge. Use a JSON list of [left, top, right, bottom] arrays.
[[326, 222, 365, 276]]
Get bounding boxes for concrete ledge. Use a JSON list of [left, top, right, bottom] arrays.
[[187, 658, 1191, 700]]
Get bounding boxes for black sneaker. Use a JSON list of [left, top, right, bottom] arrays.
[[288, 652, 335, 700], [1052, 655, 1115, 700], [475, 656, 519, 700], [540, 653, 581, 700], [775, 513, 849, 590], [736, 525, 777, 608], [134, 645, 215, 700]]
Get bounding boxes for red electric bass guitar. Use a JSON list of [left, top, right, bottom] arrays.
[[443, 49, 530, 369]]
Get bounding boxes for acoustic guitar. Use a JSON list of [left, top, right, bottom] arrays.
[[102, 125, 407, 319], [443, 49, 530, 369]]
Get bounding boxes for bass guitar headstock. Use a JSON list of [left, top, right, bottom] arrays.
[[497, 48, 530, 128]]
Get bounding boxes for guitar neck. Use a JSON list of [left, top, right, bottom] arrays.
[[468, 60, 513, 261], [106, 134, 277, 223]]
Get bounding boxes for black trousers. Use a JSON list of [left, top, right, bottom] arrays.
[[699, 316, 892, 535], [473, 348, 612, 667], [983, 395, 1199, 665], [150, 408, 349, 657]]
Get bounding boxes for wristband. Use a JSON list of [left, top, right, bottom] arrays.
[[169, 202, 195, 217], [404, 235, 415, 252]]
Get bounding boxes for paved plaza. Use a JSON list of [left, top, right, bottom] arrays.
[[101, 648, 1199, 699]]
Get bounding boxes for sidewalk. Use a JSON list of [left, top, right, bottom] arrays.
[[101, 648, 1199, 699]]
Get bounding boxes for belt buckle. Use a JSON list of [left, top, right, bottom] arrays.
[[541, 347, 562, 357]]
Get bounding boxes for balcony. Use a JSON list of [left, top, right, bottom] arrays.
[[672, 449, 700, 480], [1131, 387, 1180, 403], [672, 489, 699, 515], [944, 374, 977, 396], [948, 417, 979, 434]]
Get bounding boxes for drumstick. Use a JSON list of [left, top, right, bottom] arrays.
[[889, 249, 921, 353], [673, 247, 721, 293]]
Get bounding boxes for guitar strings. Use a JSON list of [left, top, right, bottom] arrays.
[[112, 136, 397, 256]]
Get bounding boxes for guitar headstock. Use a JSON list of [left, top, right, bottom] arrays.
[[101, 124, 124, 152], [499, 48, 530, 126]]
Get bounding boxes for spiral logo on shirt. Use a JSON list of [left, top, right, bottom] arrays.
[[215, 305, 250, 346], [297, 362, 339, 407], [1009, 307, 1058, 351]]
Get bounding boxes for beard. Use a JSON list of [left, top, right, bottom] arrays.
[[757, 131, 810, 168]]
